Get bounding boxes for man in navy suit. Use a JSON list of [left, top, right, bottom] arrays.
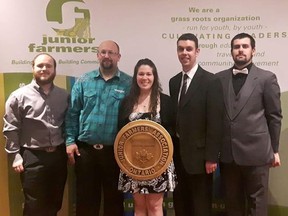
[[216, 33, 282, 216], [169, 33, 224, 216]]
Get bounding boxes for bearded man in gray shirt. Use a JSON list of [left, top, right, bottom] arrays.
[[3, 53, 69, 216]]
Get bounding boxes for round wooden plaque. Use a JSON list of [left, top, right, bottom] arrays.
[[114, 119, 173, 180]]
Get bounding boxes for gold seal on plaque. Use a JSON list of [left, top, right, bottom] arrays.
[[114, 119, 173, 181]]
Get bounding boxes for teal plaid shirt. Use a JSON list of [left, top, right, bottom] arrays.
[[65, 69, 132, 146]]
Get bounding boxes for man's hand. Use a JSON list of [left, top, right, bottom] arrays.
[[11, 153, 24, 173], [66, 144, 80, 165], [271, 153, 281, 167], [206, 161, 218, 174]]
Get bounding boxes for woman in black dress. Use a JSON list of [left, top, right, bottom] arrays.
[[118, 58, 176, 216]]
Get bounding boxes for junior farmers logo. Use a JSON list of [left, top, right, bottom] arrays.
[[28, 0, 97, 53], [46, 0, 91, 38]]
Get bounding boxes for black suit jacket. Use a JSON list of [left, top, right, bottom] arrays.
[[169, 65, 224, 174]]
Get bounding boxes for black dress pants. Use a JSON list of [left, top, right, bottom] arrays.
[[220, 162, 270, 216], [20, 145, 67, 216], [173, 138, 213, 216], [75, 142, 124, 216]]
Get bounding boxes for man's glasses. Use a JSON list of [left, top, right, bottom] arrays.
[[98, 50, 119, 57]]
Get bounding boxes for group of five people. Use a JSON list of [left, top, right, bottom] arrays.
[[3, 32, 282, 216]]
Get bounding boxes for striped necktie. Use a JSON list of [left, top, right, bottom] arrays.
[[179, 74, 188, 104]]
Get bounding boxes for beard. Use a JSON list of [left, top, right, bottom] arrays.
[[234, 59, 248, 66], [100, 59, 113, 70], [233, 55, 252, 67], [35, 73, 56, 85]]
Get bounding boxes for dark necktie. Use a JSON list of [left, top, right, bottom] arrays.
[[176, 73, 188, 135], [179, 74, 188, 104]]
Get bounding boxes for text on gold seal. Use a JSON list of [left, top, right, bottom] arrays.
[[114, 120, 173, 180]]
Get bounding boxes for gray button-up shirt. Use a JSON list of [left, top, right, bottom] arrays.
[[3, 79, 69, 153]]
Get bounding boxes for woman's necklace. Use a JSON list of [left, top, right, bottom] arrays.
[[137, 94, 150, 112]]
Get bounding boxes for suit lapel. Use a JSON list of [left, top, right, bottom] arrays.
[[230, 66, 258, 119], [173, 72, 182, 98], [179, 67, 203, 107], [221, 70, 234, 119]]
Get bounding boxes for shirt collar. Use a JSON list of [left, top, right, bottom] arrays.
[[94, 68, 121, 79], [182, 63, 198, 79], [233, 62, 253, 71], [31, 79, 54, 93]]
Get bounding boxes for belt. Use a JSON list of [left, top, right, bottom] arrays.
[[76, 141, 106, 150], [23, 145, 61, 153], [43, 146, 57, 152], [93, 144, 104, 150]]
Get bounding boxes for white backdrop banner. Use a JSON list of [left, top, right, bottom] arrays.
[[0, 0, 287, 92], [0, 1, 288, 215]]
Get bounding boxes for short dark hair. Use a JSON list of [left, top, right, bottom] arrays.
[[177, 33, 198, 49], [32, 53, 57, 68], [231, 33, 255, 51]]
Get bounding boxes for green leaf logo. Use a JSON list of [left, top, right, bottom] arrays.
[[46, 0, 91, 38]]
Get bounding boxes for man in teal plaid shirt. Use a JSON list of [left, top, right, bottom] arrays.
[[65, 40, 132, 216]]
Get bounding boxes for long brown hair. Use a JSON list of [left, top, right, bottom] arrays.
[[123, 58, 162, 117]]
